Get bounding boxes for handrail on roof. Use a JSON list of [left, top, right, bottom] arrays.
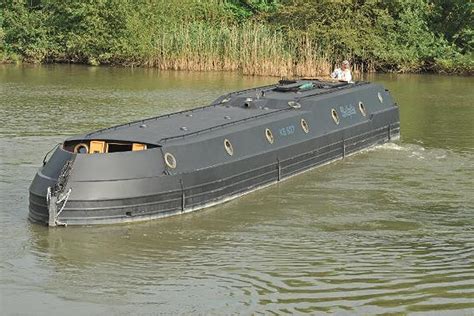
[[86, 83, 281, 137], [224, 83, 277, 98], [85, 103, 221, 137]]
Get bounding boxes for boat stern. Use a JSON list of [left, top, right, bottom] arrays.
[[29, 139, 171, 226]]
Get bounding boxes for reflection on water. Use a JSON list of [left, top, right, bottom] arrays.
[[1, 65, 473, 314]]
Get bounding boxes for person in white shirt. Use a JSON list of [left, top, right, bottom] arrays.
[[331, 60, 352, 82]]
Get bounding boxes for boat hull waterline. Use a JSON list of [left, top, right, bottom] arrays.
[[29, 80, 400, 226]]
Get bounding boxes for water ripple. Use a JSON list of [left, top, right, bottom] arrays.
[[1, 67, 473, 314]]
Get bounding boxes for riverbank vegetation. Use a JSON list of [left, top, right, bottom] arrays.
[[1, 0, 472, 75]]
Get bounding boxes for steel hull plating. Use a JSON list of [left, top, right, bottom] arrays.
[[29, 80, 400, 226]]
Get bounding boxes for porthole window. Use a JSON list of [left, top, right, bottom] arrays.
[[331, 109, 340, 125], [358, 101, 367, 117], [300, 118, 310, 133], [378, 92, 384, 103], [265, 128, 274, 144], [288, 101, 301, 109], [164, 152, 177, 169], [74, 143, 89, 154], [224, 139, 234, 156]]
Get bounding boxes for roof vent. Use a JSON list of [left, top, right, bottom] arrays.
[[288, 101, 301, 109], [244, 97, 254, 108]]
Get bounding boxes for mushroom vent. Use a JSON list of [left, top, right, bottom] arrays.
[[243, 98, 255, 109]]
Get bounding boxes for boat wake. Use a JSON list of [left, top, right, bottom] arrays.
[[370, 141, 463, 162]]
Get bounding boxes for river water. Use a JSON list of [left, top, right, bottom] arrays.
[[0, 65, 473, 315]]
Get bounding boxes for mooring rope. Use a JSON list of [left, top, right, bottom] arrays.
[[55, 188, 72, 219]]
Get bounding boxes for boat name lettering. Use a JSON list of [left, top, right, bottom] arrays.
[[279, 125, 295, 136], [339, 104, 356, 118]]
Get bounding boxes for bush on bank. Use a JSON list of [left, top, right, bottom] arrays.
[[1, 0, 472, 75]]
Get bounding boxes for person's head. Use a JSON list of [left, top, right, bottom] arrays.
[[342, 60, 350, 70]]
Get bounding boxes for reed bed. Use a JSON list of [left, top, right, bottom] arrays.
[[136, 22, 333, 77]]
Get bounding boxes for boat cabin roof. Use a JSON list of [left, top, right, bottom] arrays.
[[67, 80, 366, 146]]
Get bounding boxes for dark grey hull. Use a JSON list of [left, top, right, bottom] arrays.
[[29, 80, 400, 226], [29, 112, 399, 226]]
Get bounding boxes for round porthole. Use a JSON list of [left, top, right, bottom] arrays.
[[164, 152, 177, 169], [265, 128, 274, 144], [358, 101, 367, 116], [378, 92, 384, 103], [288, 101, 301, 109], [331, 109, 340, 125], [74, 143, 89, 154], [300, 118, 310, 133], [224, 139, 234, 156]]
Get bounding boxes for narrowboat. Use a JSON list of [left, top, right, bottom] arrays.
[[29, 79, 400, 226]]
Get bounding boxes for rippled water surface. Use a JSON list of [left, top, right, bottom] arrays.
[[1, 65, 473, 315]]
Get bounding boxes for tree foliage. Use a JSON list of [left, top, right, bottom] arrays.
[[269, 0, 472, 72], [1, 0, 472, 74]]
